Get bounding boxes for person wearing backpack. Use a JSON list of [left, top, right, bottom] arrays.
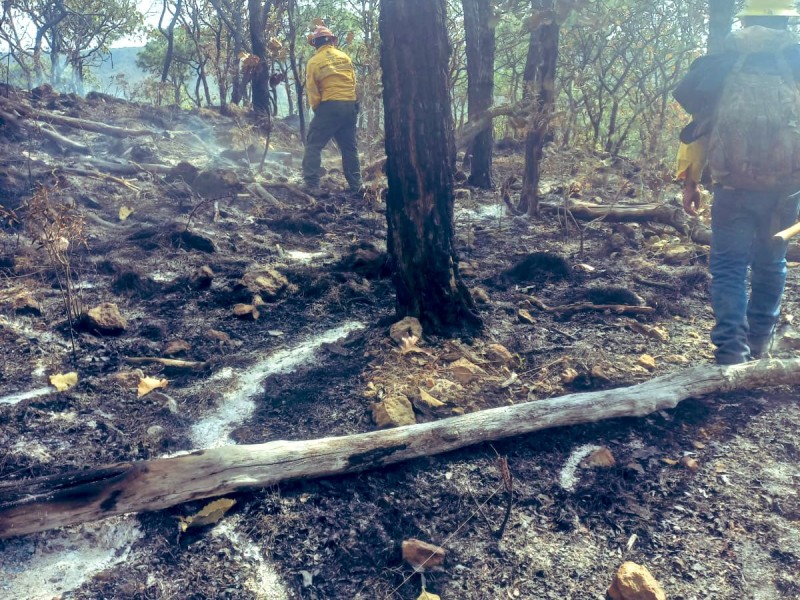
[[676, 0, 800, 365]]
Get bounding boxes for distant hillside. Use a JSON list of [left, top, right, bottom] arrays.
[[93, 47, 147, 97]]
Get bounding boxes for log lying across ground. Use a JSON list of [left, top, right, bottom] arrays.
[[538, 198, 712, 245], [1, 358, 799, 539], [0, 96, 153, 138]]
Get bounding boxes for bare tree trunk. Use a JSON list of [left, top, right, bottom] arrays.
[[2, 358, 798, 539], [380, 0, 481, 334], [248, 0, 272, 116], [518, 0, 560, 216], [159, 0, 183, 83], [463, 0, 496, 189], [287, 0, 306, 138]]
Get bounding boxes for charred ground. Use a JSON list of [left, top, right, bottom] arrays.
[[0, 88, 799, 599]]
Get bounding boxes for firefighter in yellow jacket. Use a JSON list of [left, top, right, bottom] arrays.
[[301, 26, 362, 195]]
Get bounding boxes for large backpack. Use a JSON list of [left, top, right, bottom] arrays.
[[707, 27, 800, 190]]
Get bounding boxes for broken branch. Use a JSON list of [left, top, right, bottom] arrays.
[[528, 295, 654, 316]]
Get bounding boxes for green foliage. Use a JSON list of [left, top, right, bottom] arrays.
[[2, 0, 719, 164]]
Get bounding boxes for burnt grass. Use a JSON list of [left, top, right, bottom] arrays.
[[1, 91, 800, 599]]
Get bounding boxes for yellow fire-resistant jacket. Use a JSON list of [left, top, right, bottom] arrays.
[[675, 139, 707, 183], [306, 45, 357, 111]]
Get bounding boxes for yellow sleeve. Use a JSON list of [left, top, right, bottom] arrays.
[[675, 138, 707, 183], [306, 59, 321, 111]]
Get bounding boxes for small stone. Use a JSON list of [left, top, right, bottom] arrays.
[[148, 391, 179, 414], [13, 291, 41, 316], [192, 265, 214, 290], [164, 340, 191, 356], [206, 329, 232, 344], [389, 316, 423, 345], [517, 309, 536, 324], [84, 303, 127, 335], [561, 368, 579, 384], [171, 229, 216, 253], [449, 357, 486, 385], [664, 354, 689, 365], [679, 456, 700, 472], [485, 343, 514, 366], [402, 539, 445, 570], [191, 168, 239, 198], [146, 425, 166, 439], [459, 261, 478, 278], [241, 268, 289, 300], [607, 562, 667, 600], [663, 244, 695, 264], [591, 365, 611, 382], [109, 369, 145, 386], [454, 188, 472, 202], [233, 304, 259, 320], [413, 387, 447, 412], [582, 447, 616, 468], [637, 354, 656, 371], [371, 395, 416, 428], [472, 287, 490, 304]]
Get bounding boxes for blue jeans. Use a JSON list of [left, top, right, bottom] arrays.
[[710, 185, 800, 364]]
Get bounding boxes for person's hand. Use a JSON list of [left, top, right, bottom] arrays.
[[682, 179, 702, 216]]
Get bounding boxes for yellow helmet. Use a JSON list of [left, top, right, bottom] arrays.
[[737, 0, 800, 17]]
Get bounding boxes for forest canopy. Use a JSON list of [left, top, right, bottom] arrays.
[[0, 0, 714, 163]]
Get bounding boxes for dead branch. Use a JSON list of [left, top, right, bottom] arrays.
[[1, 358, 799, 538], [263, 182, 315, 204], [0, 96, 153, 138], [0, 108, 90, 154], [125, 357, 208, 372], [528, 295, 654, 316], [77, 158, 173, 176], [57, 168, 141, 192], [455, 103, 523, 150]]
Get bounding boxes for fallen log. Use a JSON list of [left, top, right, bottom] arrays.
[[1, 358, 798, 539], [538, 198, 712, 246], [0, 97, 153, 138]]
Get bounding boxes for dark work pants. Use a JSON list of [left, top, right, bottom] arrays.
[[709, 185, 800, 364], [301, 100, 362, 191]]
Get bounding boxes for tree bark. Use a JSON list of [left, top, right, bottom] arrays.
[[1, 358, 798, 539], [463, 0, 496, 189], [380, 0, 481, 333], [158, 0, 183, 84], [518, 1, 560, 216], [248, 0, 272, 116], [708, 0, 736, 55]]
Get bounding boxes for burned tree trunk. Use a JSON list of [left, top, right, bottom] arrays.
[[518, 1, 560, 216], [463, 0, 496, 189], [379, 0, 481, 333], [248, 0, 273, 116], [708, 0, 736, 55]]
